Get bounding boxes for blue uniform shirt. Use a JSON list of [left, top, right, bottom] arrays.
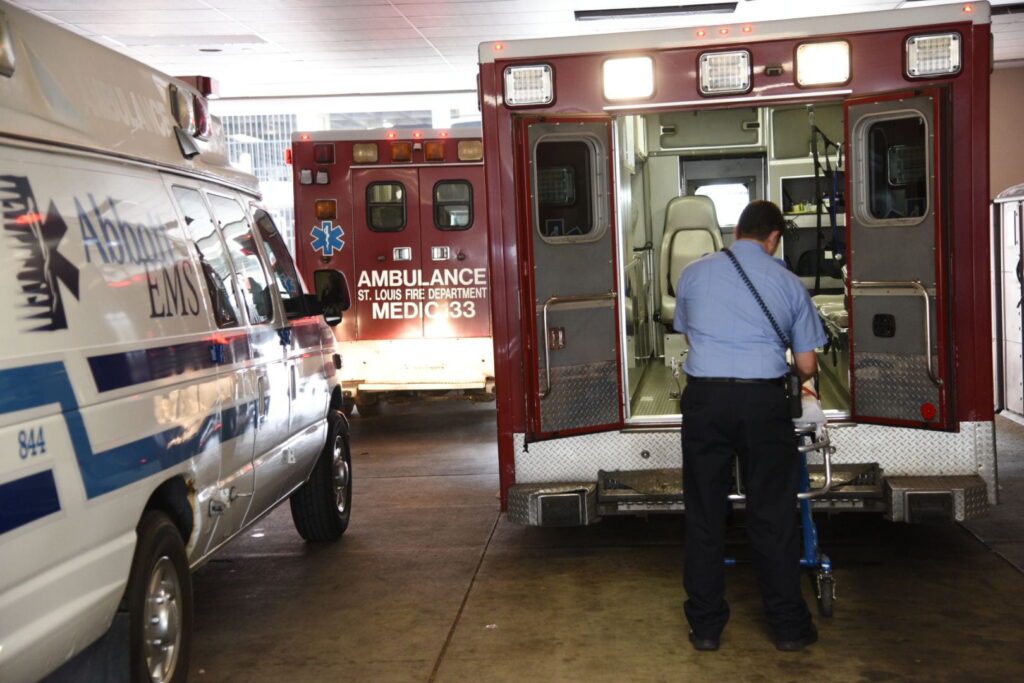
[[673, 239, 826, 379]]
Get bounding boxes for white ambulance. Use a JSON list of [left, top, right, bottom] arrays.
[[0, 4, 352, 682]]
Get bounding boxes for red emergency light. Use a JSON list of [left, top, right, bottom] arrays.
[[300, 133, 311, 141], [696, 29, 707, 38], [719, 27, 729, 36], [963, 4, 974, 13], [742, 25, 753, 34], [386, 130, 398, 140], [494, 43, 505, 52], [412, 130, 424, 139], [438, 130, 450, 138]]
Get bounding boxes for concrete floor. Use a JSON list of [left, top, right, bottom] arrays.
[[189, 402, 1024, 682]]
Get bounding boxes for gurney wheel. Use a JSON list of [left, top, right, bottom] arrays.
[[816, 573, 835, 617]]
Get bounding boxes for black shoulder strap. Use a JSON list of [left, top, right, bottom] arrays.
[[722, 248, 792, 349]]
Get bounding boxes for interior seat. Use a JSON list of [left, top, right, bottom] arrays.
[[659, 195, 724, 324]]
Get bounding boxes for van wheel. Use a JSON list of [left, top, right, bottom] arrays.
[[290, 410, 352, 541], [355, 395, 382, 417], [127, 511, 192, 683]]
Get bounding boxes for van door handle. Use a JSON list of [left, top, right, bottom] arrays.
[[257, 376, 268, 418]]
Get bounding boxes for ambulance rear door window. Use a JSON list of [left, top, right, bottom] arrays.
[[434, 180, 473, 230], [208, 194, 273, 325], [367, 182, 406, 231], [866, 114, 929, 222], [172, 186, 241, 328], [534, 139, 597, 241], [254, 208, 309, 319]]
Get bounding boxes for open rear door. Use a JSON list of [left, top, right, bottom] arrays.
[[520, 118, 623, 439], [846, 89, 952, 428]]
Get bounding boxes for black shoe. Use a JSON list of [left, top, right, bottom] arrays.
[[688, 630, 720, 651], [775, 624, 818, 652]]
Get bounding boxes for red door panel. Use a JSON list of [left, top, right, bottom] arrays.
[[352, 167, 422, 340], [418, 166, 491, 339]]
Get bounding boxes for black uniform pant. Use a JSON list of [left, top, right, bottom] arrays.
[[680, 380, 812, 641]]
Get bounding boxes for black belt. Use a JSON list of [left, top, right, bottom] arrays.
[[686, 374, 786, 386]]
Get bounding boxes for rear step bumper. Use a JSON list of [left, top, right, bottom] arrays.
[[506, 466, 989, 526]]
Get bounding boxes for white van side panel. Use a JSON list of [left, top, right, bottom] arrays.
[[0, 145, 262, 682]]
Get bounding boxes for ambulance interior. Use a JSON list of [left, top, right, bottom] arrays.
[[613, 103, 852, 421]]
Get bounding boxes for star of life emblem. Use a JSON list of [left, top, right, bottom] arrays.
[[311, 221, 345, 257]]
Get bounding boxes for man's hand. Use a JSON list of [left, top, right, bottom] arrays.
[[793, 350, 817, 383]]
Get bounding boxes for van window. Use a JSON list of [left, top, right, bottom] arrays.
[[367, 182, 406, 231], [694, 181, 752, 227], [254, 209, 309, 319], [172, 186, 241, 328], [434, 180, 473, 230], [866, 115, 928, 222], [535, 140, 595, 240], [208, 194, 274, 325]]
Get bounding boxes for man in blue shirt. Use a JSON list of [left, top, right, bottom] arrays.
[[674, 200, 826, 652]]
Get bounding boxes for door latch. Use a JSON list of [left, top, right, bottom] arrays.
[[549, 326, 566, 350]]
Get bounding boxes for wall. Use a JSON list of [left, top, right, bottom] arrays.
[[991, 65, 1024, 199]]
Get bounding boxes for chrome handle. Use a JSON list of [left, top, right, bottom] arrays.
[[851, 279, 942, 388], [540, 292, 617, 399], [727, 430, 833, 501]]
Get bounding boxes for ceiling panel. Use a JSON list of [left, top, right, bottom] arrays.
[[7, 0, 1024, 98]]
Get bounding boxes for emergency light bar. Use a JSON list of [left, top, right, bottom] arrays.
[[699, 50, 751, 95], [796, 41, 851, 86], [504, 64, 553, 106], [603, 56, 654, 101], [906, 33, 961, 77]]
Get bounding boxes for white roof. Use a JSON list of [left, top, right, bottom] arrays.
[[0, 1, 257, 193], [291, 127, 482, 142], [479, 2, 991, 63]]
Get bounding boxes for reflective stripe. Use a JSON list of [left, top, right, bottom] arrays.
[[0, 470, 60, 534]]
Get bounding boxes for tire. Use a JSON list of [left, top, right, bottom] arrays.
[[290, 409, 352, 541], [126, 510, 192, 683], [355, 395, 382, 417], [341, 398, 355, 417], [816, 573, 835, 617]]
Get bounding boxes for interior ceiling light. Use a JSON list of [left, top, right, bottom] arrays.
[[575, 3, 737, 21]]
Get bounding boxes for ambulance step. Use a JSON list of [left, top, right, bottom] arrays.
[[885, 475, 989, 523], [807, 462, 884, 500]]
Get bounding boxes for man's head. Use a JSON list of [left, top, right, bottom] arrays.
[[735, 200, 786, 242]]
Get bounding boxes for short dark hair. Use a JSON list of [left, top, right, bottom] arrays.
[[735, 200, 786, 241]]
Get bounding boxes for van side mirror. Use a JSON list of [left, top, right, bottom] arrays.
[[314, 269, 351, 327]]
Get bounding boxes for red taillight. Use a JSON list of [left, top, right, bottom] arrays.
[[285, 148, 293, 165], [921, 403, 938, 421], [15, 213, 44, 225]]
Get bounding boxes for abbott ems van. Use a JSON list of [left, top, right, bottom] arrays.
[[0, 4, 352, 682]]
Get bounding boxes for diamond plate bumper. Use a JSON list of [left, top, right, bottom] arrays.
[[885, 475, 989, 522]]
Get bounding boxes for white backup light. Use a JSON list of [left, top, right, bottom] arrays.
[[504, 64, 553, 106], [795, 41, 851, 86], [907, 33, 961, 77], [603, 56, 654, 101], [699, 50, 751, 95]]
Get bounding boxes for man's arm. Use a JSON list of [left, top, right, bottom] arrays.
[[793, 350, 817, 383]]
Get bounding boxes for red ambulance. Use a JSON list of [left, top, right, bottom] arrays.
[[291, 129, 493, 415], [478, 3, 996, 525]]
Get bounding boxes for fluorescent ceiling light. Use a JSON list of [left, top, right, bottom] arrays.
[[575, 3, 737, 21]]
